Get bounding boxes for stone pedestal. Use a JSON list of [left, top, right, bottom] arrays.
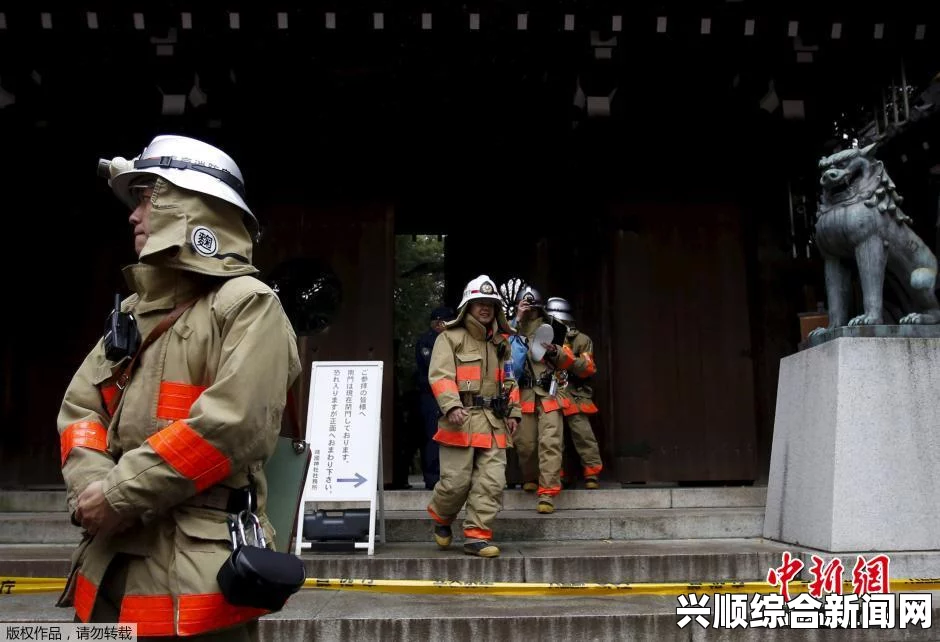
[[763, 335, 940, 552]]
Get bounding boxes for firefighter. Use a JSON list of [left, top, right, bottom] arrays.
[[426, 275, 521, 558], [57, 135, 301, 640], [545, 297, 603, 489], [509, 286, 575, 514]]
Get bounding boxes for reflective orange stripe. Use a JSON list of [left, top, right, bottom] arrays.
[[179, 594, 267, 636], [494, 366, 505, 383], [434, 428, 471, 447], [433, 429, 507, 449], [579, 400, 599, 414], [509, 388, 520, 403], [120, 595, 175, 636], [560, 398, 572, 409], [581, 353, 597, 376], [61, 421, 109, 465], [584, 464, 603, 477], [156, 381, 207, 420], [562, 403, 579, 416], [74, 573, 97, 623], [111, 593, 265, 637], [541, 398, 561, 413], [555, 346, 575, 369], [456, 365, 481, 381], [147, 421, 231, 492], [427, 506, 451, 525], [100, 384, 118, 413], [464, 527, 492, 540], [431, 379, 459, 397], [521, 400, 536, 413], [465, 432, 494, 448], [538, 485, 562, 496]]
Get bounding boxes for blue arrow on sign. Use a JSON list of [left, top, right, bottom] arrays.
[[337, 472, 367, 488]]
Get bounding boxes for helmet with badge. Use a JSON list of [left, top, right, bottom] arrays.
[[458, 275, 504, 309], [449, 274, 513, 333]]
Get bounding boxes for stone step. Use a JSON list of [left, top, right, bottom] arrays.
[[0, 507, 765, 545], [379, 486, 767, 511], [0, 513, 78, 545], [0, 490, 67, 513], [4, 589, 939, 641], [0, 486, 767, 512], [0, 539, 795, 584], [384, 507, 765, 542], [6, 541, 940, 586]]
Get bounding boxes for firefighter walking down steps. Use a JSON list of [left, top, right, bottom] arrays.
[[545, 296, 604, 489], [425, 275, 522, 558], [509, 286, 575, 514]]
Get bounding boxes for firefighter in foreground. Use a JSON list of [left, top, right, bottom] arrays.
[[509, 286, 575, 514], [545, 297, 604, 489], [56, 135, 301, 639], [426, 275, 521, 558]]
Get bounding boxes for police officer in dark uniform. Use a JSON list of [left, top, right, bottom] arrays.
[[415, 305, 455, 489]]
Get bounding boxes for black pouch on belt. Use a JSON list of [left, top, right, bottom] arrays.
[[217, 507, 306, 612]]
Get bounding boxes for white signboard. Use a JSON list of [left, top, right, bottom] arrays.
[[294, 361, 384, 555]]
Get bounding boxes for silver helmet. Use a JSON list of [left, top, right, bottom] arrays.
[[515, 285, 543, 307], [545, 297, 574, 323], [98, 134, 258, 240]]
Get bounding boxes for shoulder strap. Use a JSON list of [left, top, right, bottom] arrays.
[[107, 297, 200, 415]]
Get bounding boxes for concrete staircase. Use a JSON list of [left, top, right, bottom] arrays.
[[0, 485, 766, 546], [3, 484, 937, 640]]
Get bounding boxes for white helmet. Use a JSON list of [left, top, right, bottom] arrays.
[[545, 297, 574, 323], [458, 274, 502, 309], [98, 134, 258, 239]]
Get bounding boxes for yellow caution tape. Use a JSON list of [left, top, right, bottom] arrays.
[[3, 576, 940, 597], [299, 578, 940, 597]]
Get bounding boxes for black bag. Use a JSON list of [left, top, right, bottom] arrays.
[[217, 508, 306, 612]]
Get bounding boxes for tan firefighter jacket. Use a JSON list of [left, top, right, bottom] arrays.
[[428, 313, 521, 449], [516, 316, 575, 414], [557, 327, 599, 416], [56, 178, 302, 636]]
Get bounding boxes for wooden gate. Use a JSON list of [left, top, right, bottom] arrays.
[[605, 204, 758, 482]]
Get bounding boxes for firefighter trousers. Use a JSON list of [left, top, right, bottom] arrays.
[[514, 405, 563, 505], [564, 412, 603, 477], [428, 443, 507, 541]]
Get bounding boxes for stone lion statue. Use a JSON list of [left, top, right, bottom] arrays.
[[812, 144, 940, 334]]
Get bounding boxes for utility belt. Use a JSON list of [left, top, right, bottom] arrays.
[[185, 484, 257, 514], [518, 373, 553, 390], [462, 393, 511, 419]]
